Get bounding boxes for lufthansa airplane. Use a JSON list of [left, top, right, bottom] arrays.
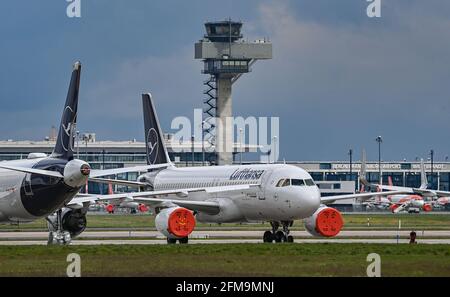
[[0, 63, 169, 244], [86, 93, 408, 244]]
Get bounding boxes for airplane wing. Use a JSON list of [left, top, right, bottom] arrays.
[[88, 177, 147, 187], [89, 163, 170, 178], [320, 190, 412, 204], [377, 185, 450, 198], [68, 195, 220, 214], [0, 164, 63, 178], [67, 184, 259, 214], [0, 163, 170, 179]]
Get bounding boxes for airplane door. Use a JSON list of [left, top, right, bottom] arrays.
[[259, 170, 274, 200]]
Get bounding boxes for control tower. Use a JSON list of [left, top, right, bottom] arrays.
[[195, 20, 272, 165]]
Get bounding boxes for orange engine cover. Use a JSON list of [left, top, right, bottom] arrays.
[[154, 207, 197, 238], [422, 204, 432, 212], [390, 204, 399, 212], [106, 204, 114, 213], [138, 204, 149, 213], [304, 206, 344, 237], [315, 207, 343, 237]]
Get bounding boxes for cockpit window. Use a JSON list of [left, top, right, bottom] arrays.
[[276, 179, 285, 187], [305, 179, 315, 186], [291, 179, 305, 186], [276, 179, 290, 187], [277, 179, 315, 187], [282, 179, 290, 187]]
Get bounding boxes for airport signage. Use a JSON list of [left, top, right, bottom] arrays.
[[332, 163, 446, 170]]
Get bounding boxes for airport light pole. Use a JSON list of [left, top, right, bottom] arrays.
[[348, 148, 353, 184], [101, 149, 106, 195], [191, 135, 195, 166], [430, 149, 434, 175], [239, 128, 243, 165], [376, 136, 383, 184], [102, 149, 105, 170], [430, 149, 434, 189]]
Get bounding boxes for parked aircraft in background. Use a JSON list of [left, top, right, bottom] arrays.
[[103, 183, 149, 214], [360, 154, 441, 213]]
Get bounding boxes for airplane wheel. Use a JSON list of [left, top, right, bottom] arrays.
[[179, 237, 189, 244], [167, 238, 177, 244], [274, 231, 285, 243], [287, 235, 294, 243], [263, 231, 274, 243]]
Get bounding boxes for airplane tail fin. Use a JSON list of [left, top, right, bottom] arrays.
[[388, 176, 393, 186], [142, 93, 171, 165], [420, 158, 428, 189], [51, 62, 81, 160], [360, 149, 370, 188]]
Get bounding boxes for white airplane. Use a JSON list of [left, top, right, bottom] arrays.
[[84, 93, 407, 244], [359, 152, 445, 213], [0, 62, 169, 244]]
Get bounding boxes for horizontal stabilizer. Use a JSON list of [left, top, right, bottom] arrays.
[[89, 163, 170, 178], [88, 177, 148, 187], [0, 164, 63, 178]]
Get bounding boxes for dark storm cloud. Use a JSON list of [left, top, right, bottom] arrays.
[[0, 0, 449, 161]]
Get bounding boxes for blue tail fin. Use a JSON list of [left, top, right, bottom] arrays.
[[51, 62, 81, 160]]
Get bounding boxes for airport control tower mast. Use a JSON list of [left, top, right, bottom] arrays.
[[195, 20, 272, 165]]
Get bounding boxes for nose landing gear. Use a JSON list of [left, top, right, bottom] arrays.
[[263, 221, 294, 243]]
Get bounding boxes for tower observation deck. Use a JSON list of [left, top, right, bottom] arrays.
[[195, 20, 272, 165]]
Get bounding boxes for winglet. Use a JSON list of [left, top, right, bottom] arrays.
[[51, 61, 81, 160], [142, 93, 171, 165], [419, 158, 428, 189]]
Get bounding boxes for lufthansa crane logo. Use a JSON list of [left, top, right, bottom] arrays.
[[146, 128, 159, 165], [61, 106, 76, 152]]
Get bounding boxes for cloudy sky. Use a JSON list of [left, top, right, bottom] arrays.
[[1, 0, 449, 161]]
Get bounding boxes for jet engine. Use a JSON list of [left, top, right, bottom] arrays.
[[155, 207, 196, 239], [63, 159, 90, 188], [304, 206, 343, 237], [47, 208, 87, 238]]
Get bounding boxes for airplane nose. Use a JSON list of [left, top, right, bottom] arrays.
[[298, 187, 321, 217]]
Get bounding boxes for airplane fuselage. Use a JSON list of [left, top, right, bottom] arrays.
[[0, 157, 80, 223], [145, 164, 322, 223]]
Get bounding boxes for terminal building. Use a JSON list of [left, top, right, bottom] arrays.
[[1, 138, 449, 209]]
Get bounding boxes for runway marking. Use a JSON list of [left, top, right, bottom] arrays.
[[1, 239, 450, 245]]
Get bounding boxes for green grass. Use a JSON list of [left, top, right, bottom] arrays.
[[1, 213, 449, 231], [0, 243, 448, 276]]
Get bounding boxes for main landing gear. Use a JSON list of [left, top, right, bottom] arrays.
[[167, 237, 189, 244], [46, 209, 71, 245], [263, 221, 294, 243]]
